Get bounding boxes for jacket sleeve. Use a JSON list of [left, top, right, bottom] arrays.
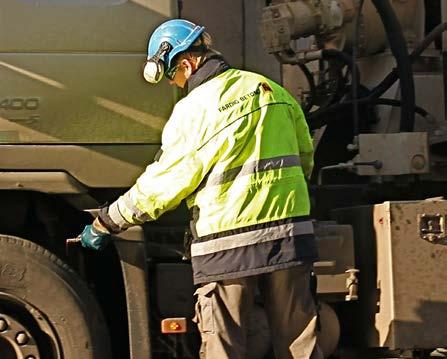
[[107, 103, 222, 230], [292, 99, 314, 180]]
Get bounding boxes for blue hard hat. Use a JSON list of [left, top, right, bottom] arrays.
[[148, 19, 205, 72]]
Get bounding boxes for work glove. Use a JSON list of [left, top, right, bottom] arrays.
[[79, 218, 111, 251]]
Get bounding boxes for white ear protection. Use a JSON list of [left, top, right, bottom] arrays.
[[143, 42, 173, 84], [143, 60, 164, 83]]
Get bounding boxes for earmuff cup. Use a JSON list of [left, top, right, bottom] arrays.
[[143, 60, 165, 83], [142, 41, 173, 83]]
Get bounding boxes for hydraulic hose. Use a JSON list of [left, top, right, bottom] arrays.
[[371, 0, 415, 132], [320, 49, 361, 90], [275, 49, 360, 112], [307, 97, 429, 131], [297, 63, 317, 113], [352, 0, 365, 136], [310, 21, 447, 132], [370, 21, 447, 99], [411, 21, 447, 60]]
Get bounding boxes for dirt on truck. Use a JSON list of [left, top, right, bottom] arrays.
[[1, 0, 447, 358]]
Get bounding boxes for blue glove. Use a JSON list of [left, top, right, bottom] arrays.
[[80, 224, 110, 250]]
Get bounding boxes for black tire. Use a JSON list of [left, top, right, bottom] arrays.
[[0, 234, 112, 359]]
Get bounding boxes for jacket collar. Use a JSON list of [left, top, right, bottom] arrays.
[[186, 52, 231, 93]]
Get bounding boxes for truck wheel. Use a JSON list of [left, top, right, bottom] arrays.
[[0, 235, 112, 359]]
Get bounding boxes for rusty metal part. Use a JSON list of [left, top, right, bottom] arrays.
[[345, 268, 359, 301], [341, 0, 423, 54], [261, 0, 423, 55], [373, 199, 447, 349], [354, 132, 430, 176], [418, 213, 447, 244], [261, 0, 348, 53]]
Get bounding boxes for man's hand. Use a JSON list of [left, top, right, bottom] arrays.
[[79, 218, 111, 250]]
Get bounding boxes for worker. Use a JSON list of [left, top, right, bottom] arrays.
[[78, 19, 322, 359]]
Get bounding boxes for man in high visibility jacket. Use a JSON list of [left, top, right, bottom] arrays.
[[79, 19, 322, 359]]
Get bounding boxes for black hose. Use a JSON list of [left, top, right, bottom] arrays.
[[307, 97, 429, 130], [371, 0, 415, 132], [370, 21, 447, 99], [297, 63, 317, 113], [308, 97, 428, 120], [352, 0, 365, 136], [411, 21, 447, 60], [275, 49, 360, 112], [321, 49, 361, 89], [320, 49, 361, 108], [375, 98, 428, 117]]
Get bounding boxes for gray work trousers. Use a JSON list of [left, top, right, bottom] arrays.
[[193, 263, 323, 359]]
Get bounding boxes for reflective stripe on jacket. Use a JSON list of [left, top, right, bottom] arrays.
[[109, 68, 318, 283]]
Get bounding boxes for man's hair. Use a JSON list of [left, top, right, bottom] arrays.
[[171, 31, 213, 68]]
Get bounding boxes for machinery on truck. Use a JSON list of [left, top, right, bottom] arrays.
[[0, 0, 446, 358]]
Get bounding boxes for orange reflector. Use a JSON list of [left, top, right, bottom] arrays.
[[161, 318, 187, 334]]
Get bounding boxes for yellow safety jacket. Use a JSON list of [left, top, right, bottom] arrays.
[[108, 67, 318, 284]]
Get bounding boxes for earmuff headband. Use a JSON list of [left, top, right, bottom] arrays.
[[143, 41, 173, 83]]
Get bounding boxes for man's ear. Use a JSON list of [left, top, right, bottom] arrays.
[[181, 58, 196, 78]]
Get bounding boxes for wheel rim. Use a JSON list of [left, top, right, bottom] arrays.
[[0, 292, 62, 359]]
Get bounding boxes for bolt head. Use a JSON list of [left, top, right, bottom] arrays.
[[411, 154, 426, 170], [16, 331, 29, 345]]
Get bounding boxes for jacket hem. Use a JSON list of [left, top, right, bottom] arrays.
[[192, 257, 317, 284]]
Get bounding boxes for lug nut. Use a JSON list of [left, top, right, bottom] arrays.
[[16, 331, 29, 345]]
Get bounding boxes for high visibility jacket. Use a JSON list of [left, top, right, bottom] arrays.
[[108, 68, 318, 284]]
